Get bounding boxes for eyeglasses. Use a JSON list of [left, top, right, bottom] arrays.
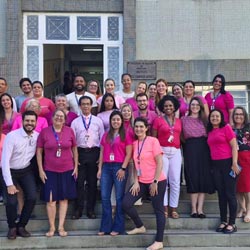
[[191, 104, 200, 106], [89, 85, 98, 88], [234, 113, 244, 116]]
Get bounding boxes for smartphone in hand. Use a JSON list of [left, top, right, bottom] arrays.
[[229, 165, 242, 178]]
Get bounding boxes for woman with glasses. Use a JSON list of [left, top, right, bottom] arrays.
[[232, 106, 250, 222], [181, 97, 214, 218], [205, 74, 234, 125]]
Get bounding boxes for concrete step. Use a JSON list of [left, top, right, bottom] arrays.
[[0, 216, 249, 232], [0, 230, 249, 249], [0, 199, 221, 219]]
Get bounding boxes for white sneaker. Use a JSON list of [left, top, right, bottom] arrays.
[[127, 226, 146, 235]]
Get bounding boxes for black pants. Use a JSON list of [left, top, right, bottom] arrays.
[[122, 180, 166, 242], [74, 147, 100, 213], [3, 166, 36, 229], [212, 158, 237, 225]]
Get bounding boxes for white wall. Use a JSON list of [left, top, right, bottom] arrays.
[[136, 0, 250, 60]]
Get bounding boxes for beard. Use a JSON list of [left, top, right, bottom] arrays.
[[74, 85, 86, 92]]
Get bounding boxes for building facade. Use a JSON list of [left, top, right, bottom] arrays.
[[0, 0, 249, 110]]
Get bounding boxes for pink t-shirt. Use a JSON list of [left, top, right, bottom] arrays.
[[2, 112, 20, 135], [12, 115, 48, 133], [181, 116, 207, 139], [152, 117, 182, 148], [179, 95, 207, 117], [20, 97, 56, 117], [133, 136, 165, 184], [37, 126, 76, 172], [124, 120, 135, 141], [207, 124, 236, 160], [0, 134, 6, 167], [97, 95, 125, 109], [101, 132, 133, 163], [205, 92, 234, 123]]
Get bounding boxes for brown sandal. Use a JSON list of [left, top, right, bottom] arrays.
[[45, 228, 55, 237], [171, 211, 179, 219]]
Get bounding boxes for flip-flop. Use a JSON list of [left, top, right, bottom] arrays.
[[171, 211, 179, 219]]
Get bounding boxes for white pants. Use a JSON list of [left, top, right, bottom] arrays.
[[162, 147, 182, 208]]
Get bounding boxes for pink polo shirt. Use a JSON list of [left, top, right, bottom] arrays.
[[101, 132, 133, 163], [133, 136, 165, 184], [207, 124, 236, 160], [152, 117, 182, 148], [205, 92, 234, 123]]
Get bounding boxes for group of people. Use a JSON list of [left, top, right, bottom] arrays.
[[0, 73, 249, 250]]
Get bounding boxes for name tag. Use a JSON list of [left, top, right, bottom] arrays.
[[110, 153, 115, 161]]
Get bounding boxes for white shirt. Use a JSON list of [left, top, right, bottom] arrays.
[[2, 128, 39, 186], [66, 91, 97, 115], [115, 90, 135, 100], [71, 114, 104, 148]]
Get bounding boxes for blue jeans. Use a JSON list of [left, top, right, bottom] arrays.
[[100, 162, 127, 233]]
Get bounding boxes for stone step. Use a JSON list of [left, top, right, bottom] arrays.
[[0, 216, 248, 232], [0, 199, 220, 219], [0, 230, 249, 249]]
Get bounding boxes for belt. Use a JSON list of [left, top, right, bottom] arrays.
[[78, 147, 99, 153]]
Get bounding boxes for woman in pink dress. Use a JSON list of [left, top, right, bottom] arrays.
[[205, 74, 234, 125]]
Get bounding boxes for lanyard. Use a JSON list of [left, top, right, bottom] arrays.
[[82, 115, 92, 132], [164, 116, 175, 135], [111, 133, 120, 150], [137, 136, 147, 163], [212, 92, 221, 104], [52, 126, 61, 148]]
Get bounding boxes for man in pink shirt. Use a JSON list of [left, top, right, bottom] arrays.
[[133, 93, 158, 135]]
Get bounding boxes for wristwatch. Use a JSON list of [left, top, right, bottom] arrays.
[[121, 167, 126, 171], [153, 179, 158, 184]]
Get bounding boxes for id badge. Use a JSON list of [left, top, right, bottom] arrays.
[[137, 169, 141, 176], [168, 135, 174, 143], [110, 153, 115, 161], [211, 105, 214, 110], [84, 134, 90, 144], [56, 148, 61, 158]]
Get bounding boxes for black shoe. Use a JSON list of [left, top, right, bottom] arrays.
[[190, 213, 198, 218], [223, 224, 237, 234], [216, 222, 228, 232], [87, 211, 96, 219], [17, 227, 31, 237], [7, 228, 17, 240], [198, 213, 206, 219], [72, 209, 82, 220]]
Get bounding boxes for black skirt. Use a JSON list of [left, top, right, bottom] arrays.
[[183, 137, 215, 194]]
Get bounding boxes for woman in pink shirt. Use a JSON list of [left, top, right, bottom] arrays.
[[97, 93, 118, 131], [123, 117, 166, 250], [152, 95, 182, 219], [207, 109, 238, 234], [179, 80, 209, 118], [97, 110, 132, 236], [37, 110, 78, 237], [205, 74, 234, 125]]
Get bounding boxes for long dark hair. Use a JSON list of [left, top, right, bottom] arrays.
[[207, 109, 226, 132], [0, 93, 14, 110], [107, 110, 125, 142], [212, 74, 226, 94], [188, 97, 207, 127], [99, 93, 117, 113]]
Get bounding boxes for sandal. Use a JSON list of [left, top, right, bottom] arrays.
[[58, 228, 68, 237], [216, 222, 228, 232], [164, 211, 168, 218], [236, 209, 246, 218], [98, 232, 105, 236], [223, 224, 237, 234], [45, 228, 55, 237], [171, 211, 179, 219]]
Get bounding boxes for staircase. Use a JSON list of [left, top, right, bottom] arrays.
[[0, 187, 249, 250]]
